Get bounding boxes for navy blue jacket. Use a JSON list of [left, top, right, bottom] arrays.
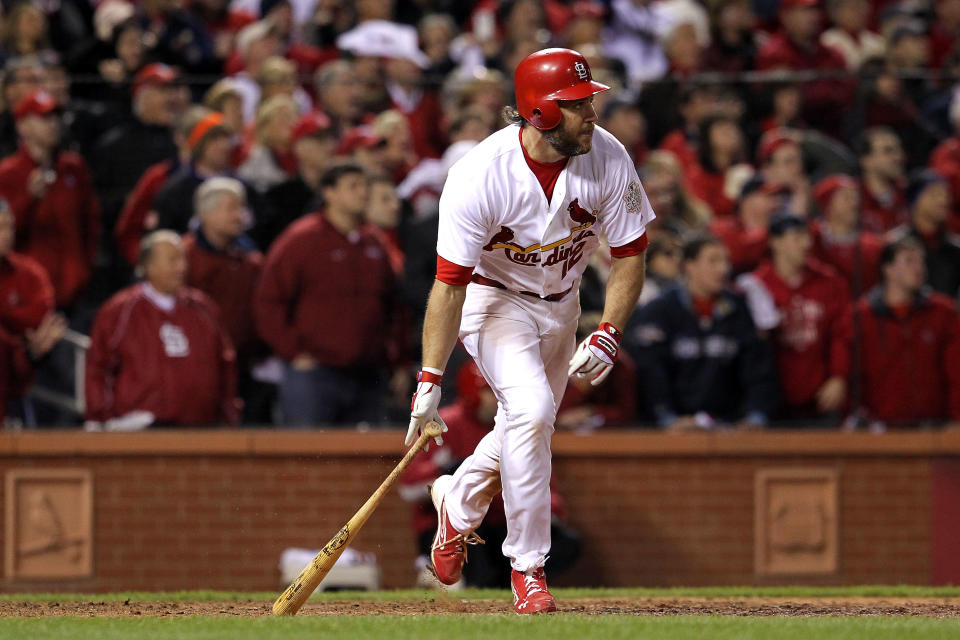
[[624, 286, 779, 425]]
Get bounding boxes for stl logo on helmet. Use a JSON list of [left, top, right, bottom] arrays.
[[573, 61, 588, 80]]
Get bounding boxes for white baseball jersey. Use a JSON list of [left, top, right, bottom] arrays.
[[437, 124, 655, 296]]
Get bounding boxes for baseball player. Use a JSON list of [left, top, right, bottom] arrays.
[[405, 48, 654, 614]]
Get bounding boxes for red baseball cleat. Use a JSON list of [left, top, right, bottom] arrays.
[[429, 475, 483, 585], [511, 567, 557, 614]]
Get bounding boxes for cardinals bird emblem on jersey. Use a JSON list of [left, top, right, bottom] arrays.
[[623, 181, 644, 214]]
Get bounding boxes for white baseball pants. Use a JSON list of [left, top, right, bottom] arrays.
[[443, 282, 579, 572]]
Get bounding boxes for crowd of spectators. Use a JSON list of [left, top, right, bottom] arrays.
[[0, 0, 959, 431]]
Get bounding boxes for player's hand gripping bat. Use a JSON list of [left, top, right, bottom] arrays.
[[272, 421, 445, 616]]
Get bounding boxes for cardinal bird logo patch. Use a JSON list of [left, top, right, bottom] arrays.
[[567, 198, 597, 225], [483, 225, 515, 251]]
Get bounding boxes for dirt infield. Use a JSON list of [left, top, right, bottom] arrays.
[[4, 597, 960, 618]]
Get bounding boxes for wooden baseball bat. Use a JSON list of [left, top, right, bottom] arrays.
[[272, 421, 444, 616]]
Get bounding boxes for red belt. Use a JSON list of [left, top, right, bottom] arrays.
[[470, 273, 574, 302]]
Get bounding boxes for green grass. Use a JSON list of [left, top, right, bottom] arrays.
[[2, 615, 960, 640], [2, 585, 960, 603]]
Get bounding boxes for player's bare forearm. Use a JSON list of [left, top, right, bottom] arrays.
[[600, 252, 646, 330], [421, 279, 467, 371]]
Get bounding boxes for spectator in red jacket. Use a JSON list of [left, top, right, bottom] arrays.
[[0, 90, 100, 311], [710, 174, 783, 274], [398, 359, 580, 588], [0, 201, 63, 424], [183, 177, 270, 424], [85, 231, 239, 428], [255, 162, 398, 426], [741, 214, 852, 423], [810, 174, 884, 295], [687, 114, 749, 219], [857, 127, 908, 233], [756, 0, 852, 136], [848, 236, 960, 428]]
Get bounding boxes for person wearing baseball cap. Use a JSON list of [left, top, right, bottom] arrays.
[[756, 0, 851, 137], [808, 174, 884, 296], [259, 111, 337, 248], [91, 62, 180, 227], [0, 90, 100, 310], [740, 211, 852, 422], [758, 129, 812, 218]]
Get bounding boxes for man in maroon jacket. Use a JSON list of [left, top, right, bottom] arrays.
[[0, 90, 100, 311], [184, 177, 269, 424], [0, 201, 63, 424], [849, 236, 960, 428], [742, 213, 852, 423], [86, 231, 239, 428], [255, 162, 398, 426]]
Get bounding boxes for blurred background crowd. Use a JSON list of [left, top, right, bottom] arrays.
[[0, 0, 959, 432]]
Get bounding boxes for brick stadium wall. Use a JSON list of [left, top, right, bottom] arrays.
[[0, 430, 957, 592]]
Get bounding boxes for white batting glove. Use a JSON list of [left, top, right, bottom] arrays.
[[406, 368, 448, 449], [568, 322, 622, 387]]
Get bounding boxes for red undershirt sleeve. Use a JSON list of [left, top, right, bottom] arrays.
[[436, 255, 474, 286], [609, 232, 649, 258]]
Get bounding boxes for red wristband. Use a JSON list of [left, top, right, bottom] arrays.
[[598, 322, 622, 344], [418, 370, 443, 385]]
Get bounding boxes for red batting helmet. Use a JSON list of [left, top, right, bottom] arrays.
[[514, 48, 610, 130]]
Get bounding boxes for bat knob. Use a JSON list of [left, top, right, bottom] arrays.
[[424, 421, 443, 439]]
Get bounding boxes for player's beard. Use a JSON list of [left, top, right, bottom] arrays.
[[544, 122, 593, 157]]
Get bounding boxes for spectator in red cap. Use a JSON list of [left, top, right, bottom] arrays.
[[856, 126, 907, 233], [810, 174, 883, 295], [0, 200, 64, 425], [741, 213, 852, 422], [710, 174, 783, 274], [756, 0, 852, 137], [398, 358, 581, 588], [91, 63, 179, 228], [259, 111, 336, 248], [758, 129, 813, 218], [846, 235, 960, 428], [183, 177, 271, 423], [114, 106, 208, 269], [0, 90, 100, 311], [86, 230, 239, 428], [255, 162, 400, 426], [889, 170, 960, 298]]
